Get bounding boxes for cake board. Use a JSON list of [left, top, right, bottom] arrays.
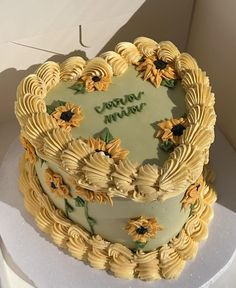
[[0, 138, 236, 288]]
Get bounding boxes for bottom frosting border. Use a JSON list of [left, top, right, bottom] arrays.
[[18, 153, 217, 281]]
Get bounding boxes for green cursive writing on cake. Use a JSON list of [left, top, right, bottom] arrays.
[[104, 103, 147, 124], [94, 91, 147, 124]]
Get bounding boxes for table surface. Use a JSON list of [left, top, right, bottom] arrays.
[[0, 120, 236, 288]]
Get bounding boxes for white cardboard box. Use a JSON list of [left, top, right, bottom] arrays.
[[0, 1, 236, 287]]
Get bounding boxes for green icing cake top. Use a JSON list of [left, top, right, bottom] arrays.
[[45, 66, 186, 166]]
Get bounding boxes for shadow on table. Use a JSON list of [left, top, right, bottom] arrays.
[[0, 236, 36, 288]]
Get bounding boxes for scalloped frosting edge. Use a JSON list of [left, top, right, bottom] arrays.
[[19, 154, 217, 281], [15, 36, 216, 202]]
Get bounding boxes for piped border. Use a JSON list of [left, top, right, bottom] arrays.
[[19, 152, 217, 281], [15, 37, 216, 202]]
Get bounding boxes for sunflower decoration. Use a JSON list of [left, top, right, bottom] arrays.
[[125, 216, 163, 247], [80, 57, 113, 92], [136, 55, 177, 88], [76, 185, 113, 205], [51, 102, 84, 131], [20, 134, 37, 164], [81, 75, 111, 92], [44, 168, 70, 198], [156, 117, 188, 151], [182, 175, 204, 209], [83, 127, 129, 162], [86, 137, 129, 162]]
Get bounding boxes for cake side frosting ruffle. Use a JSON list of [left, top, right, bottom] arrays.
[[19, 153, 217, 281]]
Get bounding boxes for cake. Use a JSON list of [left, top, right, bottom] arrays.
[[15, 36, 217, 281]]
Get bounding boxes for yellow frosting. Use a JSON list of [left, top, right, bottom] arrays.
[[15, 36, 216, 202], [16, 35, 218, 282], [111, 159, 138, 195], [36, 61, 60, 91], [186, 83, 215, 110], [175, 53, 198, 77], [135, 164, 160, 200], [159, 244, 185, 279], [61, 139, 93, 175], [35, 207, 54, 234], [135, 250, 161, 280], [60, 56, 86, 81], [185, 214, 208, 241], [87, 235, 109, 269], [182, 68, 209, 90], [108, 243, 136, 279], [43, 128, 73, 163], [99, 51, 128, 76], [115, 42, 142, 64], [15, 93, 46, 127], [19, 153, 216, 281], [134, 36, 159, 57], [170, 229, 198, 260], [67, 225, 89, 261], [17, 74, 46, 99], [82, 57, 113, 78], [157, 41, 180, 63], [83, 153, 113, 188], [24, 112, 58, 149]]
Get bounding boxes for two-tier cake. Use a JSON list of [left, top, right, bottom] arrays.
[[15, 36, 217, 281]]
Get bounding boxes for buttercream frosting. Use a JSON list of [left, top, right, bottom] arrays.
[[115, 42, 142, 64], [18, 154, 216, 281], [60, 56, 86, 81], [134, 36, 159, 57]]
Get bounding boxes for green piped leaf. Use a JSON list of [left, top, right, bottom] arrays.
[[161, 79, 177, 88], [65, 199, 74, 216], [159, 140, 175, 152], [134, 241, 147, 251], [40, 158, 47, 166], [75, 196, 85, 207], [190, 203, 196, 216], [99, 127, 114, 143], [69, 82, 86, 94], [46, 100, 66, 114], [87, 216, 96, 227], [139, 55, 145, 63]]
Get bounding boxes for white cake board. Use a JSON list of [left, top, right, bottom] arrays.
[[0, 139, 236, 288]]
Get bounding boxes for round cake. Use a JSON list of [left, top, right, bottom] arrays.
[[15, 36, 217, 281]]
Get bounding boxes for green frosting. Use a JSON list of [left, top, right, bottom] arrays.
[[94, 91, 144, 114], [161, 79, 177, 88], [75, 196, 85, 207], [46, 100, 66, 114], [46, 67, 186, 166], [159, 140, 175, 152], [104, 102, 147, 124], [69, 82, 86, 94], [98, 127, 114, 143], [134, 241, 147, 251], [65, 199, 74, 216], [94, 91, 147, 124], [34, 160, 191, 251], [84, 201, 96, 234]]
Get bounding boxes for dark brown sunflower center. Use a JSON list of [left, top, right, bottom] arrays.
[[171, 124, 186, 136], [136, 226, 148, 235], [92, 76, 101, 82], [60, 110, 74, 122], [50, 182, 57, 189], [154, 59, 167, 70], [196, 184, 201, 191], [95, 149, 112, 158]]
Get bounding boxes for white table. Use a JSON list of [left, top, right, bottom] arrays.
[[0, 120, 236, 288]]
